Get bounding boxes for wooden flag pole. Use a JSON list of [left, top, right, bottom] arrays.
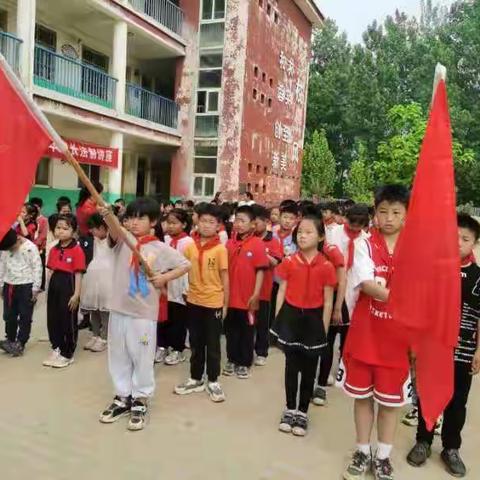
[[0, 53, 154, 279]]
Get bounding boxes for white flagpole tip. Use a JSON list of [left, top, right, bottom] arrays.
[[435, 63, 447, 81]]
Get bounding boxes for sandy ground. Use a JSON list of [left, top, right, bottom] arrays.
[[0, 296, 478, 480]]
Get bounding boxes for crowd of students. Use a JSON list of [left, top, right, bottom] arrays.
[[0, 184, 479, 480]]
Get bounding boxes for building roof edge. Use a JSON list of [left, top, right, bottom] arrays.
[[293, 0, 325, 26]]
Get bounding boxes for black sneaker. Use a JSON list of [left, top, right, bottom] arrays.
[[312, 386, 327, 406], [99, 396, 132, 423], [407, 442, 431, 467], [0, 340, 13, 353], [278, 409, 296, 433], [236, 366, 251, 379], [441, 449, 466, 478], [292, 412, 308, 437], [373, 456, 394, 480], [10, 341, 25, 357], [128, 399, 147, 431]]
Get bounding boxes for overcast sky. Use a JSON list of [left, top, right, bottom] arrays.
[[318, 0, 455, 43]]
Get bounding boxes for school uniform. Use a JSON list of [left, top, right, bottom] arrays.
[[271, 252, 337, 413], [161, 233, 194, 353], [107, 233, 190, 399], [47, 240, 86, 359], [416, 256, 480, 450], [226, 233, 269, 368], [338, 229, 411, 407], [184, 236, 228, 382], [0, 239, 42, 346], [256, 232, 283, 358]]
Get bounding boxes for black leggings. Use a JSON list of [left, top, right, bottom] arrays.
[[318, 324, 349, 386], [285, 350, 319, 413]]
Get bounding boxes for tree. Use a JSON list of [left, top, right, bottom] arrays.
[[301, 130, 336, 198], [344, 142, 374, 203]]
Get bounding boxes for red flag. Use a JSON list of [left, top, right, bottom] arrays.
[[0, 56, 53, 241], [389, 79, 460, 430]]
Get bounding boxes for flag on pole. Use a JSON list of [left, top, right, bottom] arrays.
[[389, 67, 460, 431], [0, 54, 57, 241]]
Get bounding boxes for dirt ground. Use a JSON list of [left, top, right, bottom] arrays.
[[0, 296, 478, 480]]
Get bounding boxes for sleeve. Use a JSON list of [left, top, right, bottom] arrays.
[[349, 239, 375, 290], [323, 261, 338, 287], [324, 244, 345, 268], [159, 244, 190, 272], [275, 257, 291, 281], [28, 246, 43, 292], [73, 247, 86, 273], [218, 246, 229, 271], [252, 240, 269, 269]]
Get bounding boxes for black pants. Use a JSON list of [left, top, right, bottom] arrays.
[[47, 271, 78, 359], [157, 302, 187, 352], [285, 350, 319, 413], [225, 308, 255, 367], [255, 300, 270, 357], [318, 324, 349, 386], [187, 303, 222, 382], [3, 283, 34, 346], [416, 362, 473, 450]]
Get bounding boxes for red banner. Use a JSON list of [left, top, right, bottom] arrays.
[[46, 138, 118, 168]]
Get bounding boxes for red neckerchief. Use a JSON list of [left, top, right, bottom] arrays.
[[194, 235, 221, 282], [461, 252, 476, 267], [169, 232, 188, 250], [230, 232, 255, 257], [276, 229, 292, 241], [130, 235, 157, 278], [324, 217, 336, 227], [369, 228, 394, 282], [191, 229, 200, 240], [344, 224, 362, 270]]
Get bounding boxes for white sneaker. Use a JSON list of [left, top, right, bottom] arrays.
[[84, 336, 98, 351], [165, 350, 186, 365], [206, 382, 226, 402], [90, 338, 107, 352], [174, 378, 205, 395], [51, 355, 74, 368], [154, 347, 167, 364], [42, 348, 60, 367], [255, 356, 267, 367]]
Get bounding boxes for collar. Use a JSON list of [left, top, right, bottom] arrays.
[[55, 239, 77, 250], [257, 231, 273, 242]]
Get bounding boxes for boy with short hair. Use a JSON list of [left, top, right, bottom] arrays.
[[406, 214, 480, 478], [224, 205, 269, 379], [175, 203, 229, 402], [339, 185, 411, 480], [98, 198, 190, 431], [0, 229, 42, 357], [253, 205, 283, 366], [321, 201, 340, 239]]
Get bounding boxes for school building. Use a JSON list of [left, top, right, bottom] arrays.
[[0, 0, 323, 212]]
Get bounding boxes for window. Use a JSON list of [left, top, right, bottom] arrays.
[[197, 90, 219, 113], [262, 184, 267, 193], [35, 24, 56, 50], [202, 0, 225, 20], [200, 53, 223, 68], [82, 46, 109, 72], [268, 98, 272, 108], [247, 183, 252, 192], [248, 163, 253, 172], [193, 176, 215, 197], [269, 78, 273, 88], [0, 10, 8, 31], [254, 184, 259, 193], [274, 11, 279, 24], [199, 69, 222, 88], [259, 0, 263, 7], [260, 93, 265, 104], [262, 72, 266, 82], [252, 88, 257, 100], [267, 3, 271, 15], [194, 146, 218, 174], [35, 157, 50, 185], [263, 166, 268, 174], [254, 66, 259, 77], [77, 164, 100, 188], [256, 165, 261, 174]]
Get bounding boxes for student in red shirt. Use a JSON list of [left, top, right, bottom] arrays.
[[30, 197, 48, 290], [43, 214, 86, 369], [272, 215, 336, 437], [339, 185, 410, 480], [223, 205, 269, 379], [76, 183, 103, 237], [16, 203, 38, 241], [253, 205, 283, 366]]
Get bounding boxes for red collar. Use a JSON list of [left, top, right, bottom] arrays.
[[461, 252, 476, 267]]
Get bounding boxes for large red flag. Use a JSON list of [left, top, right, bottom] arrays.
[[0, 55, 53, 241], [389, 77, 460, 430]]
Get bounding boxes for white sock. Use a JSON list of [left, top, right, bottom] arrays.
[[376, 442, 393, 460], [357, 444, 371, 456]]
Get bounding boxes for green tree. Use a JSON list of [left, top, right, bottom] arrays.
[[301, 130, 336, 198], [344, 142, 374, 203]]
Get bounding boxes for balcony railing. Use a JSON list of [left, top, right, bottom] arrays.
[[126, 83, 178, 128], [34, 45, 117, 109], [129, 0, 183, 36], [0, 31, 22, 73], [195, 115, 219, 138]]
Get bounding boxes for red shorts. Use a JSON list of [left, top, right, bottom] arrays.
[[336, 356, 412, 407]]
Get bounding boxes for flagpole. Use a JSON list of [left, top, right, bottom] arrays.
[[0, 53, 154, 278], [431, 63, 447, 104]]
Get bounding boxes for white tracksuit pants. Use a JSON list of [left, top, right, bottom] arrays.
[[108, 312, 157, 399]]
